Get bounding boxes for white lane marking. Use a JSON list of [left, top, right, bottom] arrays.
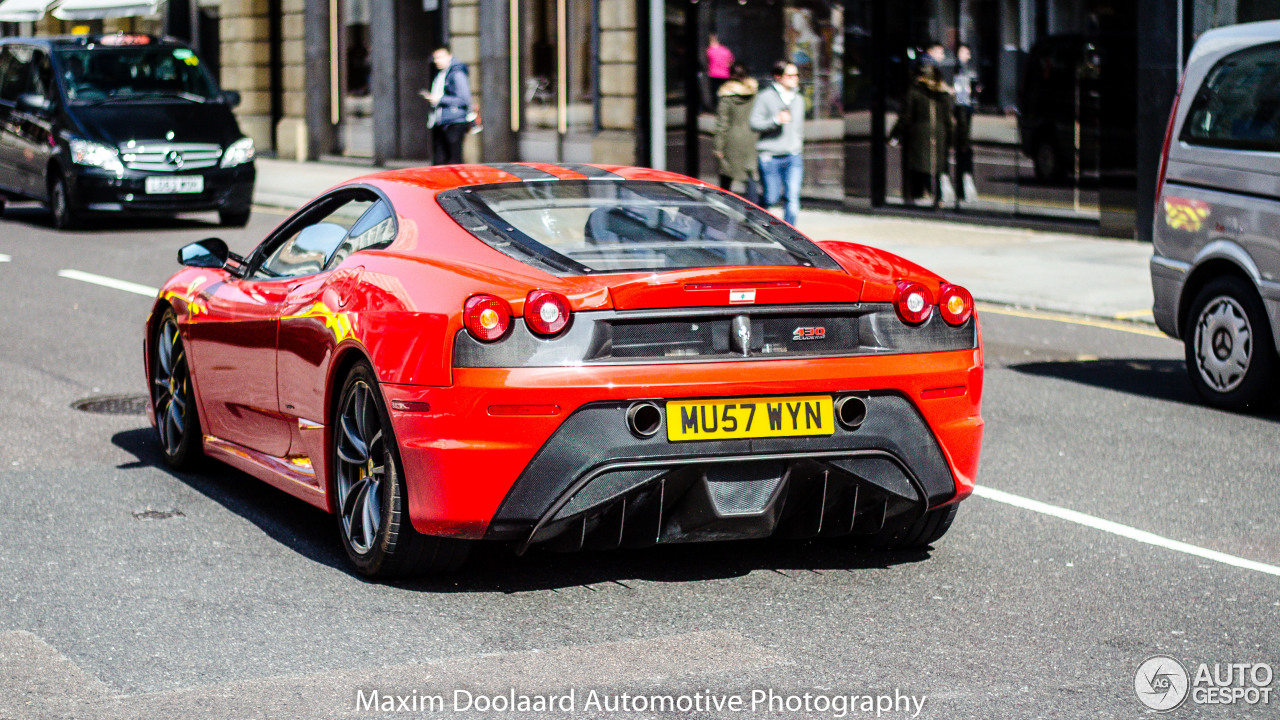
[[0, 253, 10, 262], [57, 269, 159, 297], [973, 485, 1280, 578]]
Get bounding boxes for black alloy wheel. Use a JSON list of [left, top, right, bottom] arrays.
[[332, 363, 470, 578], [49, 173, 77, 230], [151, 309, 202, 469], [1185, 276, 1279, 412]]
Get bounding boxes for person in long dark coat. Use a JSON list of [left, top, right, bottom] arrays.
[[713, 63, 760, 203], [890, 64, 954, 206]]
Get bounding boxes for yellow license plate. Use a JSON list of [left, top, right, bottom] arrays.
[[666, 395, 834, 442]]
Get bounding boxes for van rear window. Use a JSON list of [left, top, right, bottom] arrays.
[[436, 180, 840, 276], [1182, 42, 1280, 152]]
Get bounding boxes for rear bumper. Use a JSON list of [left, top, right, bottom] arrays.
[[1150, 255, 1189, 339], [486, 394, 955, 551], [381, 349, 984, 541]]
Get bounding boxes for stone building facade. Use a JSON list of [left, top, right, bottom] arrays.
[[10, 0, 1279, 239], [203, 0, 639, 168]]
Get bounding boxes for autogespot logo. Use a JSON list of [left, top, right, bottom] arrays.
[[1135, 655, 1190, 712]]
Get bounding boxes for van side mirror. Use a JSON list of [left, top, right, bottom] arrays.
[[16, 93, 52, 115], [178, 238, 230, 269], [220, 90, 241, 107]]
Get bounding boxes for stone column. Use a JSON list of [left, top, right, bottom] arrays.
[[449, 0, 482, 162], [220, 0, 272, 150], [478, 0, 514, 162], [304, 0, 334, 160], [596, 0, 636, 164], [275, 0, 307, 160]]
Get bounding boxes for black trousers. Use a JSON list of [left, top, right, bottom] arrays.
[[719, 174, 760, 205], [432, 122, 470, 165], [954, 106, 974, 178]]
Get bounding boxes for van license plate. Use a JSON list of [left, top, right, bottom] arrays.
[[666, 395, 834, 442], [145, 176, 204, 194]]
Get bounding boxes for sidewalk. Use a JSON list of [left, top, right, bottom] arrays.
[[253, 158, 1156, 323]]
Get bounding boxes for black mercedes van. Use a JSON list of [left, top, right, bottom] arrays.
[[0, 34, 254, 229]]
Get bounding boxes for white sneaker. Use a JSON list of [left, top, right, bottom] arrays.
[[939, 175, 957, 204], [962, 174, 979, 201]]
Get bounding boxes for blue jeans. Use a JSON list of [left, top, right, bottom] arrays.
[[758, 153, 803, 225]]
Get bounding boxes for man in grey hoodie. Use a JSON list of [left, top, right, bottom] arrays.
[[749, 60, 805, 225]]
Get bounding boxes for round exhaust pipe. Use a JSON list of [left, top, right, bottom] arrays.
[[834, 395, 867, 430], [626, 401, 663, 438]]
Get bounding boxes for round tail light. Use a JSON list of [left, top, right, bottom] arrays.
[[524, 290, 571, 336], [464, 294, 511, 342], [894, 280, 934, 325], [938, 283, 974, 326]]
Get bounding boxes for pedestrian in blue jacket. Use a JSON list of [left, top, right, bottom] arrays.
[[420, 46, 472, 165]]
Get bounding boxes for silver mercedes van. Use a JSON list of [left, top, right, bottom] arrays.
[[1151, 20, 1280, 412]]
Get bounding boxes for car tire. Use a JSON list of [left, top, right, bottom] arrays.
[[150, 308, 203, 469], [853, 504, 958, 551], [332, 362, 470, 578], [1184, 276, 1279, 412], [49, 174, 78, 230], [219, 207, 250, 227]]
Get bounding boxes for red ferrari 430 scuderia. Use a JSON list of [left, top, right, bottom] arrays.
[[145, 163, 983, 578]]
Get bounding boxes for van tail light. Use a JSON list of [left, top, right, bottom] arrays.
[[463, 294, 511, 342], [894, 281, 934, 325], [938, 283, 974, 326], [1155, 71, 1186, 216], [524, 290, 571, 336]]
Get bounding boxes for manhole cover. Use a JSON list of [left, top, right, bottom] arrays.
[[133, 509, 184, 521], [72, 394, 149, 415]]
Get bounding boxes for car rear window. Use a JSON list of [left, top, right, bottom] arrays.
[[1181, 42, 1280, 152], [436, 180, 840, 275]]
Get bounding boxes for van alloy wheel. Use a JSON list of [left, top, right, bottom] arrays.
[[1183, 276, 1278, 412], [1193, 295, 1251, 393], [50, 175, 77, 230]]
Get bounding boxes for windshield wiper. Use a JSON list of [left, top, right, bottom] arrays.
[[77, 90, 208, 105], [135, 90, 208, 103], [75, 94, 133, 106]]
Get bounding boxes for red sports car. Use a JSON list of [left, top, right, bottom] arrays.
[[146, 163, 983, 578]]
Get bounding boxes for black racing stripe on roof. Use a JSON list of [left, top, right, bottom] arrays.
[[484, 163, 559, 181], [558, 164, 623, 180]]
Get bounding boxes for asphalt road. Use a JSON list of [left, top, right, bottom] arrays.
[[0, 204, 1276, 720]]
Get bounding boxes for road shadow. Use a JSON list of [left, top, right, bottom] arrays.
[[111, 426, 349, 573], [2, 203, 224, 233], [111, 426, 939, 592], [402, 539, 937, 595], [1008, 357, 1280, 420]]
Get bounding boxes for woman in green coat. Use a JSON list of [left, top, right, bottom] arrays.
[[890, 64, 954, 206], [713, 63, 760, 204]]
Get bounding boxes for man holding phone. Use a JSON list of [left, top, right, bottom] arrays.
[[420, 46, 472, 165], [749, 61, 806, 225]]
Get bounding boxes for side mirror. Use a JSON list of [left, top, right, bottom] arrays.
[[178, 237, 230, 269], [220, 90, 241, 107], [16, 93, 52, 115]]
